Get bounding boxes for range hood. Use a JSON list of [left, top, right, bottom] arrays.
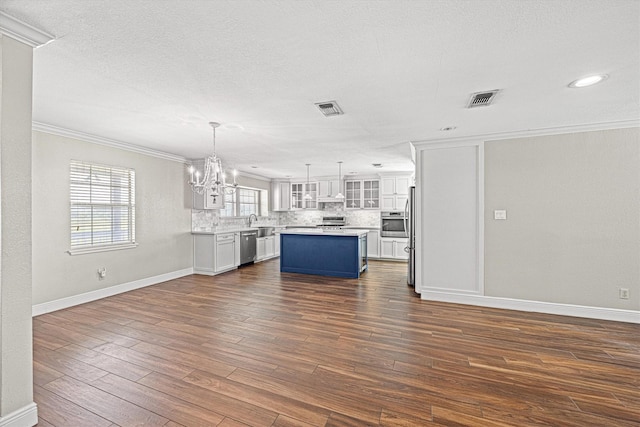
[[317, 197, 345, 203]]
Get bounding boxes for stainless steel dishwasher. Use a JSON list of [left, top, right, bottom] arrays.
[[239, 230, 257, 265]]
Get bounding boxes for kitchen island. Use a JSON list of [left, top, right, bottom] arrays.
[[280, 229, 368, 278]]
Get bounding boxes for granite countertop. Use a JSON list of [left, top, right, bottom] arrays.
[[192, 224, 378, 235], [192, 225, 287, 235]]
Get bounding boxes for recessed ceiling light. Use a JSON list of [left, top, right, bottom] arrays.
[[440, 126, 457, 131], [372, 163, 383, 168], [568, 74, 608, 88], [251, 166, 258, 169]]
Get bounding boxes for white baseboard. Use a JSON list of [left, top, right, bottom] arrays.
[[0, 402, 37, 427], [420, 290, 640, 324], [32, 268, 194, 317]]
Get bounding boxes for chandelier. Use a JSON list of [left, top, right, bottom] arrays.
[[188, 122, 238, 196]]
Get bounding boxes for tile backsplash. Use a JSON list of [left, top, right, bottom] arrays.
[[191, 210, 279, 232], [279, 209, 380, 227], [192, 208, 381, 231]]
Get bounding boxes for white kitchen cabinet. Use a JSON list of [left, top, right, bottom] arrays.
[[382, 176, 410, 196], [256, 235, 277, 261], [291, 182, 318, 209], [381, 194, 408, 211], [345, 179, 379, 209], [265, 236, 275, 258], [381, 175, 411, 211], [345, 180, 361, 208], [256, 237, 266, 261], [215, 232, 237, 272], [274, 233, 281, 256], [193, 232, 239, 275], [271, 180, 291, 211], [367, 230, 380, 258], [363, 180, 380, 209], [193, 187, 225, 210], [380, 237, 409, 260]]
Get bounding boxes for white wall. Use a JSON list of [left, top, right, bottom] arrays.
[[484, 128, 639, 310], [32, 131, 193, 307]]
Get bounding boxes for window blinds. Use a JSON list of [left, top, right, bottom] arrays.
[[70, 161, 136, 249]]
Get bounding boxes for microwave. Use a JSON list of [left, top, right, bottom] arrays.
[[380, 211, 407, 238]]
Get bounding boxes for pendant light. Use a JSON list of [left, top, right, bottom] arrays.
[[335, 161, 345, 200], [303, 163, 313, 200]]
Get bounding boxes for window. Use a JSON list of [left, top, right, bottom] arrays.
[[221, 192, 235, 217], [69, 160, 136, 254], [220, 187, 267, 217], [238, 188, 258, 216]]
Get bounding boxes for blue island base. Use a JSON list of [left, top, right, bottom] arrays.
[[280, 233, 367, 279]]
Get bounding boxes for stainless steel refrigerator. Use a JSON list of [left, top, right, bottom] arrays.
[[405, 186, 416, 287]]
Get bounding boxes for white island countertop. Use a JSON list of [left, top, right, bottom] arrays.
[[280, 228, 369, 237]]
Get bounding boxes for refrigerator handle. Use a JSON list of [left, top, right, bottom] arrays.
[[403, 198, 409, 236]]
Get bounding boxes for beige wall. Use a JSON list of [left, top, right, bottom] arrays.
[[484, 128, 640, 310], [32, 131, 193, 305], [236, 174, 270, 191], [0, 35, 35, 418]]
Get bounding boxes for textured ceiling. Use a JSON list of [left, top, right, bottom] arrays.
[[2, 0, 639, 179]]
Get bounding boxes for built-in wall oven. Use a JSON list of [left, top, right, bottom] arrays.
[[380, 211, 407, 237]]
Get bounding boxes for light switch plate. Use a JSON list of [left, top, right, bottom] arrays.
[[494, 210, 507, 220]]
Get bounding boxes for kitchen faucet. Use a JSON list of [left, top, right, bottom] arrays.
[[248, 214, 258, 226]]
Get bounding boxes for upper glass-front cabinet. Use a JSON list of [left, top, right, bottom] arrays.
[[345, 180, 361, 208], [291, 182, 318, 209], [346, 179, 379, 209], [363, 180, 380, 209]]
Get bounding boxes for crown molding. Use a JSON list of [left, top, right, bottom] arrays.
[[411, 119, 640, 147], [32, 122, 188, 163], [0, 11, 54, 47]]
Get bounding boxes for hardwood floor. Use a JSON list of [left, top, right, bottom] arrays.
[[34, 260, 639, 426]]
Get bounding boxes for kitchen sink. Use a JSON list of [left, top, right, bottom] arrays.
[[255, 227, 275, 237]]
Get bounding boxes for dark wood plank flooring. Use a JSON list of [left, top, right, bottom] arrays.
[[34, 260, 640, 426]]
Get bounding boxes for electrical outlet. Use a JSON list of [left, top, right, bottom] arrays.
[[494, 210, 507, 220], [97, 267, 107, 280], [619, 288, 630, 299]]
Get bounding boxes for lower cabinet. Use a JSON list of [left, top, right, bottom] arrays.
[[366, 230, 380, 259], [215, 233, 237, 272], [193, 232, 240, 275], [380, 237, 409, 260], [274, 233, 281, 256], [256, 235, 277, 262], [265, 236, 275, 258], [256, 236, 266, 260]]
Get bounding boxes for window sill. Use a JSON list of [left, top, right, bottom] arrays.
[[67, 243, 138, 256]]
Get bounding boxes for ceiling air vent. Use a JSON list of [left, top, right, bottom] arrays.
[[467, 89, 500, 108], [315, 101, 344, 117]]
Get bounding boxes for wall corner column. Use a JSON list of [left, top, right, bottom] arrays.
[[0, 33, 37, 427]]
